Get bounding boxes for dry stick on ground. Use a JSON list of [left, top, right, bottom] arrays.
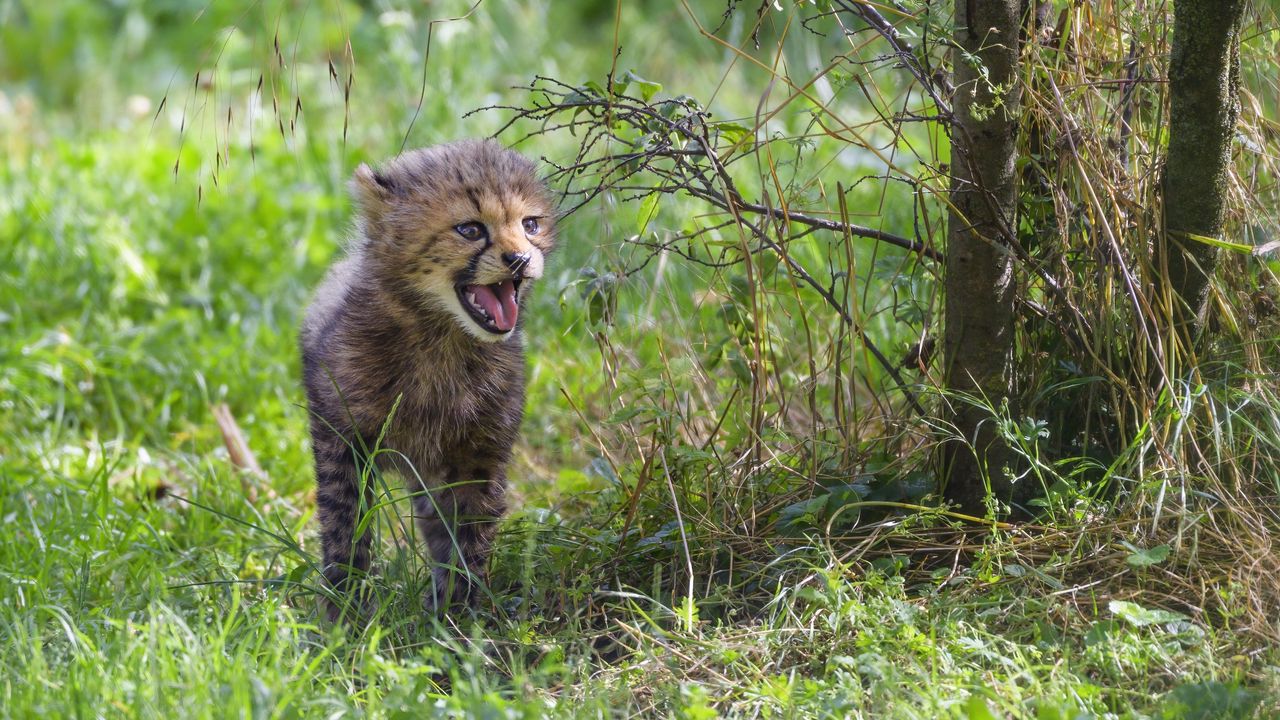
[[212, 403, 275, 503]]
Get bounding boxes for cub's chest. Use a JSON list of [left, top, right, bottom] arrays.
[[389, 352, 523, 437]]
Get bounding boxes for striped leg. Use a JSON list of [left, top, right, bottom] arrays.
[[313, 434, 374, 621], [412, 466, 507, 612]]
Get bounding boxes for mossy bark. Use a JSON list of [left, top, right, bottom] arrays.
[[1160, 0, 1247, 335], [941, 0, 1023, 515]]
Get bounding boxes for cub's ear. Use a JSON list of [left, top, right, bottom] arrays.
[[350, 163, 397, 216]]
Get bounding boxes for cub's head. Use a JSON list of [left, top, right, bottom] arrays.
[[351, 140, 557, 343]]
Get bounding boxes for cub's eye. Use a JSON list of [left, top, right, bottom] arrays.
[[521, 217, 540, 235], [454, 222, 487, 241]]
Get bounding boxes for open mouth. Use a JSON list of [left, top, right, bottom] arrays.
[[456, 278, 522, 334]]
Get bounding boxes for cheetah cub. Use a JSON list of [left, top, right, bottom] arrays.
[[301, 140, 556, 619]]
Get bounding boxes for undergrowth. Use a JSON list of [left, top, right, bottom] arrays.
[[1, 0, 1278, 717]]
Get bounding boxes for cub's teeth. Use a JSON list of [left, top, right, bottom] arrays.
[[467, 292, 478, 308]]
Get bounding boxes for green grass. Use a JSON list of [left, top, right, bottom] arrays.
[[2, 0, 1279, 717]]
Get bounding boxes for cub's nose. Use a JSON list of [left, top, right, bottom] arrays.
[[502, 251, 532, 275]]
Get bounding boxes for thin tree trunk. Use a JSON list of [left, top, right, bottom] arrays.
[[941, 0, 1022, 514], [1160, 0, 1246, 336]]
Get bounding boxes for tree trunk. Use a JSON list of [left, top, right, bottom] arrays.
[[941, 0, 1022, 515], [1160, 0, 1246, 336]]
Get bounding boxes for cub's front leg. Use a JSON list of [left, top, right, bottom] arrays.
[[312, 429, 377, 622], [411, 464, 508, 613]]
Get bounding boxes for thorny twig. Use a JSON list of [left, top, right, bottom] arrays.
[[483, 77, 938, 260], [484, 76, 933, 416]]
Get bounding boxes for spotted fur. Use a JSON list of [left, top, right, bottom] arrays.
[[300, 140, 556, 619]]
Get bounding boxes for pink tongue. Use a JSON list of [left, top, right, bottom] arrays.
[[468, 280, 519, 331]]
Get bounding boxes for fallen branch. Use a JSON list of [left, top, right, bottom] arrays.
[[212, 403, 275, 503]]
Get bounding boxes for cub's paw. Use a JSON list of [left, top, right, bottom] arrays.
[[319, 570, 379, 625], [422, 566, 488, 616]]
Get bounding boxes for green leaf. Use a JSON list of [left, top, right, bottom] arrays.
[[727, 275, 751, 305], [563, 89, 593, 106], [714, 121, 753, 145], [1177, 231, 1254, 254], [263, 563, 312, 589], [637, 193, 661, 233], [870, 555, 910, 574], [862, 470, 933, 503], [1084, 619, 1121, 647], [623, 70, 662, 101], [1122, 542, 1170, 568], [555, 468, 593, 494], [676, 595, 698, 631], [777, 496, 826, 533], [585, 456, 618, 485], [1159, 681, 1262, 720], [726, 347, 752, 387], [963, 694, 999, 720], [606, 406, 648, 424], [659, 99, 684, 119], [1109, 600, 1187, 627], [579, 270, 619, 327]]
